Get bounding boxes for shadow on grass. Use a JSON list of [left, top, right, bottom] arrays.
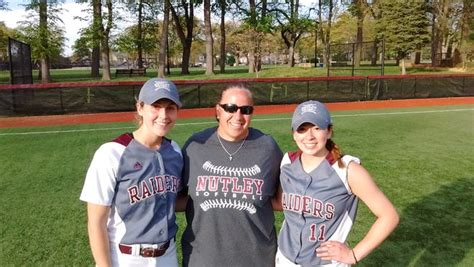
[[365, 177, 474, 266]]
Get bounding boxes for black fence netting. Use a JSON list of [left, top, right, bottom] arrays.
[[8, 38, 33, 85], [368, 75, 474, 100], [0, 75, 473, 116]]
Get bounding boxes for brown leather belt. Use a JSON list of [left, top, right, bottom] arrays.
[[119, 240, 170, 257]]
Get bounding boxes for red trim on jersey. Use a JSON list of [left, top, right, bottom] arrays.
[[288, 150, 336, 165], [288, 150, 302, 163], [113, 133, 133, 146], [112, 133, 173, 147], [326, 152, 336, 165]]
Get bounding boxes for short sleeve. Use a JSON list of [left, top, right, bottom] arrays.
[[79, 142, 126, 206], [170, 140, 184, 193], [332, 155, 360, 195]]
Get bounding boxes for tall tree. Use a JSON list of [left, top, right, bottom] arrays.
[[317, 0, 335, 67], [250, 0, 266, 73], [430, 0, 449, 68], [114, 23, 160, 65], [367, 0, 383, 66], [234, 0, 271, 73], [39, 0, 51, 82], [71, 33, 92, 64], [0, 22, 12, 62], [216, 0, 230, 73], [100, 0, 113, 80], [21, 0, 65, 83], [428, 0, 472, 68], [459, 0, 474, 68], [91, 0, 101, 78], [271, 0, 313, 67], [158, 1, 170, 77], [123, 0, 158, 69], [348, 0, 370, 67], [203, 0, 214, 75], [379, 0, 430, 74], [137, 0, 145, 68], [168, 0, 198, 75]]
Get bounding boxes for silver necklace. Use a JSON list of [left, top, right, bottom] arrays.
[[216, 133, 247, 161]]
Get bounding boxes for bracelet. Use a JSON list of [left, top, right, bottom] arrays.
[[351, 249, 359, 264]]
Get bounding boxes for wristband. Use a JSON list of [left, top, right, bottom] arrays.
[[351, 249, 359, 264]]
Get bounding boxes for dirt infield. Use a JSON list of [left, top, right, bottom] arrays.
[[1, 97, 473, 129]]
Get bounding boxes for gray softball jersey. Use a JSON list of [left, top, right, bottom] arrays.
[[181, 127, 283, 267], [278, 151, 360, 266], [80, 133, 183, 245]]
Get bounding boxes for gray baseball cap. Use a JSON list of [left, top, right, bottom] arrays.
[[138, 78, 182, 107], [291, 100, 332, 130]]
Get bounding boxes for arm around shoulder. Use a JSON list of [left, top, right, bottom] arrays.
[[272, 185, 283, 211], [347, 162, 400, 262], [176, 191, 189, 212]]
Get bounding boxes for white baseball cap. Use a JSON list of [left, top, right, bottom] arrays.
[[138, 78, 182, 107], [291, 100, 332, 130]]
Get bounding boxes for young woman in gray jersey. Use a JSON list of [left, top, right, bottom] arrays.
[[276, 100, 399, 267], [179, 84, 283, 267], [80, 78, 183, 267]]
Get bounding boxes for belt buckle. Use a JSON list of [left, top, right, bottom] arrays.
[[140, 247, 156, 257]]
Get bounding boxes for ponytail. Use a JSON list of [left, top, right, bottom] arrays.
[[326, 126, 344, 168]]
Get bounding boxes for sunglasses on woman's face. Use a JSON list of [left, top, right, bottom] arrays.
[[219, 104, 254, 115]]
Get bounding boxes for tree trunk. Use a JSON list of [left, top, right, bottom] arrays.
[[169, 0, 193, 75], [39, 0, 50, 83], [401, 58, 406, 75], [446, 40, 453, 59], [101, 0, 113, 81], [415, 51, 421, 64], [354, 0, 364, 67], [248, 0, 257, 73], [246, 0, 265, 73], [371, 39, 378, 65], [158, 1, 170, 78], [236, 51, 243, 66], [182, 38, 192, 74], [40, 58, 50, 83], [248, 50, 255, 73], [219, 1, 226, 73], [255, 41, 262, 72], [137, 0, 144, 69], [319, 0, 333, 68], [288, 45, 295, 67], [204, 0, 214, 75], [431, 8, 437, 68], [101, 46, 111, 80], [91, 0, 101, 78], [459, 0, 471, 68]]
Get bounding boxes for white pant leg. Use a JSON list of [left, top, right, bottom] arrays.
[[275, 248, 350, 267], [110, 239, 178, 267], [275, 248, 302, 267]]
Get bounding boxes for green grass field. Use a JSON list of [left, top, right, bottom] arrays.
[[1, 104, 473, 266], [1, 64, 472, 84]]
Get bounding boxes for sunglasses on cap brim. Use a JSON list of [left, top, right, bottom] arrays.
[[219, 104, 254, 115]]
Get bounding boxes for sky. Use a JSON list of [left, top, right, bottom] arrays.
[[1, 0, 317, 57], [0, 0, 91, 56]]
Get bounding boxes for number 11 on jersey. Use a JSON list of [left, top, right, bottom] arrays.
[[309, 223, 326, 242]]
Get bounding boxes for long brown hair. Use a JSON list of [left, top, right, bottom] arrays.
[[134, 99, 145, 127], [325, 125, 345, 168]]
